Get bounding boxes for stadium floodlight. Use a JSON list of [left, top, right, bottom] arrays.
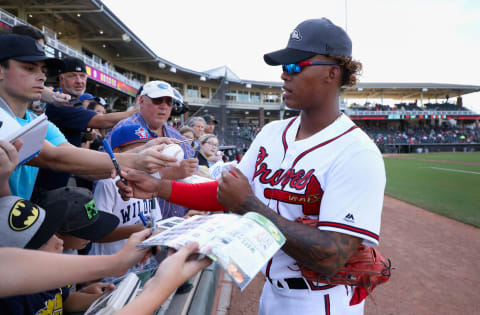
[[121, 33, 131, 43], [200, 76, 206, 81], [246, 83, 252, 88], [170, 66, 177, 73], [158, 62, 166, 69], [422, 88, 428, 92]]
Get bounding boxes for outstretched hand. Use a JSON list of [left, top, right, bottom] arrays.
[[217, 166, 254, 214], [113, 229, 152, 276], [143, 242, 211, 293], [135, 144, 179, 173]]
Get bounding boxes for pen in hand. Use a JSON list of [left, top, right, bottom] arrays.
[[102, 139, 128, 185], [138, 211, 148, 227]]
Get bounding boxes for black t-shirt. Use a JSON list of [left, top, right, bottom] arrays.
[[0, 286, 69, 315]]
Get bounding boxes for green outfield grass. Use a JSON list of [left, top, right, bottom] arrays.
[[406, 152, 480, 163], [384, 155, 480, 227]]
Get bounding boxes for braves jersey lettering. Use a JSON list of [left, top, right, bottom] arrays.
[[254, 146, 315, 190]]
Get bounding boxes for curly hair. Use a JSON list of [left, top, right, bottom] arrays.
[[332, 56, 363, 87]]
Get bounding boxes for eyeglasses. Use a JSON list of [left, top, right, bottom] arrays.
[[205, 141, 218, 148], [282, 61, 338, 74], [148, 96, 173, 106]]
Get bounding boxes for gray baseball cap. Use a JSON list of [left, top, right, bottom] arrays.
[[264, 18, 352, 66], [0, 196, 67, 249]]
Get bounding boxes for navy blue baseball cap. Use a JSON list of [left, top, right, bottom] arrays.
[[111, 124, 154, 149], [0, 34, 64, 75], [264, 18, 352, 65]]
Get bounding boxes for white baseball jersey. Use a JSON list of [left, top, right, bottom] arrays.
[[237, 114, 386, 315], [89, 178, 161, 256]]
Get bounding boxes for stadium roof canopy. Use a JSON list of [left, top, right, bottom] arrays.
[[344, 82, 480, 100], [2, 0, 480, 101]]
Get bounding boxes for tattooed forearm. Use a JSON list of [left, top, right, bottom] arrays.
[[237, 194, 362, 277]]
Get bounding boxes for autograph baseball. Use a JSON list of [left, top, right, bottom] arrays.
[[162, 144, 184, 162]]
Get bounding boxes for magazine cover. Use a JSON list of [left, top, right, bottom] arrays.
[[138, 212, 286, 290]]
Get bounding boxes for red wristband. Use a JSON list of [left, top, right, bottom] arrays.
[[169, 180, 226, 211]]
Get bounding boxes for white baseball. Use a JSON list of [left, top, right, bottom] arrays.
[[162, 144, 184, 162]]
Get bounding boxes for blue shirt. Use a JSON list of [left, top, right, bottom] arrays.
[[8, 110, 67, 200], [105, 113, 195, 218]]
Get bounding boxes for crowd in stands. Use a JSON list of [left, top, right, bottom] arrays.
[[365, 125, 480, 145], [349, 102, 472, 112]]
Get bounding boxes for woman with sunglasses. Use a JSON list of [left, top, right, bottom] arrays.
[[118, 18, 386, 315]]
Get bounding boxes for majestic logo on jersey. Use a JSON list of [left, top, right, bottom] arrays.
[[254, 146, 324, 215], [9, 199, 39, 231], [344, 213, 355, 223]]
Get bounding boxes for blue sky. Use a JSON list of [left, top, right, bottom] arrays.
[[103, 0, 480, 110]]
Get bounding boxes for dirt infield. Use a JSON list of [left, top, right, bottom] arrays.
[[227, 195, 480, 315]]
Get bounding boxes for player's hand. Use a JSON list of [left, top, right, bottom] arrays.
[[143, 242, 211, 294], [217, 166, 254, 214], [81, 282, 115, 294], [0, 140, 22, 180], [41, 86, 71, 106], [135, 144, 179, 173], [112, 229, 152, 276], [116, 168, 163, 201]]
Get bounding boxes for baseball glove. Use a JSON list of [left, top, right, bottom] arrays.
[[294, 216, 392, 305]]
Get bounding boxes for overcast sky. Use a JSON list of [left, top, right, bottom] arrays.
[[103, 0, 480, 110]]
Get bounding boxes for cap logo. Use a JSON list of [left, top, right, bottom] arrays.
[[135, 127, 149, 139], [157, 83, 169, 89], [84, 200, 98, 220], [290, 29, 302, 41], [9, 199, 39, 231], [75, 66, 82, 72]]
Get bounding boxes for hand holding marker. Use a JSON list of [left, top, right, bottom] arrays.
[[102, 139, 128, 185]]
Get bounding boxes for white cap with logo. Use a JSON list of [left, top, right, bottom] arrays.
[[141, 80, 178, 100]]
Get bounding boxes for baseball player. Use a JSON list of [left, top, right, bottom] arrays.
[[118, 18, 386, 315]]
